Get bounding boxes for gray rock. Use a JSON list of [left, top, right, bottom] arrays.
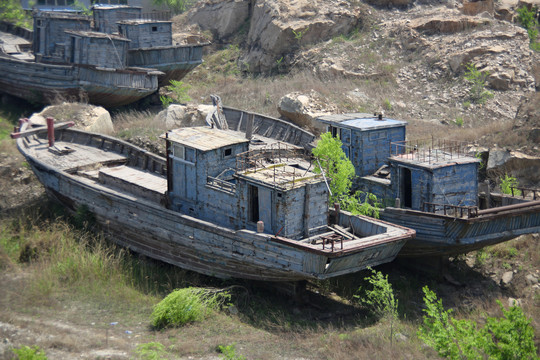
[[189, 0, 251, 39], [29, 103, 113, 134], [507, 297, 522, 307], [501, 270, 514, 286], [525, 273, 538, 285]]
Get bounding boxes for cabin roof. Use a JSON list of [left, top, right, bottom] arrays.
[[64, 30, 130, 41], [389, 151, 480, 169], [92, 4, 142, 10], [117, 19, 171, 25], [237, 163, 322, 190], [317, 113, 407, 131], [34, 11, 89, 20], [164, 127, 249, 151]]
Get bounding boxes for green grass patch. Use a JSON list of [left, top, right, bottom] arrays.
[[151, 287, 231, 329]]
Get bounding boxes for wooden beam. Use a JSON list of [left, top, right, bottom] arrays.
[[11, 121, 75, 139]]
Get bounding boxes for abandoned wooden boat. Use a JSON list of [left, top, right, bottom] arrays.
[[13, 112, 414, 282], [92, 5, 208, 87], [0, 16, 161, 107], [0, 6, 207, 106], [315, 113, 540, 257]]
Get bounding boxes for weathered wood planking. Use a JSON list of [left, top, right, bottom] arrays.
[[383, 207, 540, 257], [19, 126, 414, 281]]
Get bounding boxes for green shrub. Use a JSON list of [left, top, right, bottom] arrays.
[[134, 342, 167, 360], [217, 343, 246, 360], [160, 80, 192, 108], [312, 132, 356, 204], [356, 268, 398, 321], [517, 6, 540, 51], [418, 286, 538, 359], [464, 63, 493, 104], [0, 0, 32, 28], [455, 117, 464, 127], [151, 287, 230, 329], [500, 173, 521, 196], [12, 345, 48, 360]]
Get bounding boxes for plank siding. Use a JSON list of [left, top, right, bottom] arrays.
[[18, 126, 414, 281]]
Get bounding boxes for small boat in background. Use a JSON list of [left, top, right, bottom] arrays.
[[0, 5, 208, 107]]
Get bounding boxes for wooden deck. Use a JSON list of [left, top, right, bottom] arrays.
[[25, 140, 127, 172]]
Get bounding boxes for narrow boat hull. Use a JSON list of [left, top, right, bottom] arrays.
[[0, 55, 159, 107], [381, 206, 540, 257]]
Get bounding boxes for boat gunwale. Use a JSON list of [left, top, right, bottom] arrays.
[[17, 124, 413, 258]]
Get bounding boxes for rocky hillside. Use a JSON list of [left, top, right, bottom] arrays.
[[174, 0, 540, 186]]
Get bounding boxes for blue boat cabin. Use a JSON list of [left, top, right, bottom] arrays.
[[163, 127, 328, 239], [316, 113, 407, 177], [316, 114, 480, 213]]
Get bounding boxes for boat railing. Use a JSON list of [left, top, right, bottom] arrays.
[[56, 128, 167, 176], [236, 143, 308, 172], [507, 186, 540, 200], [206, 176, 236, 194], [422, 201, 478, 218], [390, 137, 472, 164]]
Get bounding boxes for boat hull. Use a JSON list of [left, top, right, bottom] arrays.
[[17, 128, 412, 282], [381, 206, 540, 257], [0, 55, 159, 107], [127, 44, 206, 87]]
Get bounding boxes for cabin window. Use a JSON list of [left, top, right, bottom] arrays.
[[118, 26, 123, 35], [249, 185, 259, 223], [36, 20, 43, 27], [223, 147, 232, 158], [328, 126, 339, 138], [369, 130, 388, 141], [171, 144, 185, 160], [152, 26, 158, 32]]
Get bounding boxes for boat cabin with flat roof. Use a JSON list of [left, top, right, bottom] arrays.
[[316, 114, 480, 212], [316, 113, 407, 178], [117, 19, 172, 49], [163, 126, 328, 238]]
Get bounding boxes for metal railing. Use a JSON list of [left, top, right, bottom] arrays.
[[391, 137, 472, 164], [422, 201, 478, 218]]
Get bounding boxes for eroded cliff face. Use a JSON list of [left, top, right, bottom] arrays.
[[187, 0, 365, 72]]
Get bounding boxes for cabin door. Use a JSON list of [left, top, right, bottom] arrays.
[[249, 185, 272, 232], [400, 167, 412, 208]]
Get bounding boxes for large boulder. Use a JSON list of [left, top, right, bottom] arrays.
[[277, 91, 338, 134], [238, 0, 363, 73], [29, 103, 113, 134], [188, 0, 251, 40], [155, 104, 214, 128], [487, 149, 540, 186]]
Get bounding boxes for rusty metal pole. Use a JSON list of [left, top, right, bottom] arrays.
[[46, 117, 55, 147]]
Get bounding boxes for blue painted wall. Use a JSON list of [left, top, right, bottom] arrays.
[[167, 137, 328, 238]]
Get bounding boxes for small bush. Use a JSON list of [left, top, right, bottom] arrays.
[[160, 80, 191, 108], [418, 286, 538, 359], [516, 6, 540, 51], [499, 173, 521, 196], [356, 268, 398, 321], [151, 287, 230, 329], [134, 342, 167, 360], [455, 117, 464, 127], [217, 343, 246, 360], [12, 345, 48, 360], [464, 63, 493, 104]]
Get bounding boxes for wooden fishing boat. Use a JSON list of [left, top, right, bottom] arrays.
[[0, 18, 160, 107], [13, 110, 414, 282], [315, 113, 540, 257], [0, 6, 208, 106]]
